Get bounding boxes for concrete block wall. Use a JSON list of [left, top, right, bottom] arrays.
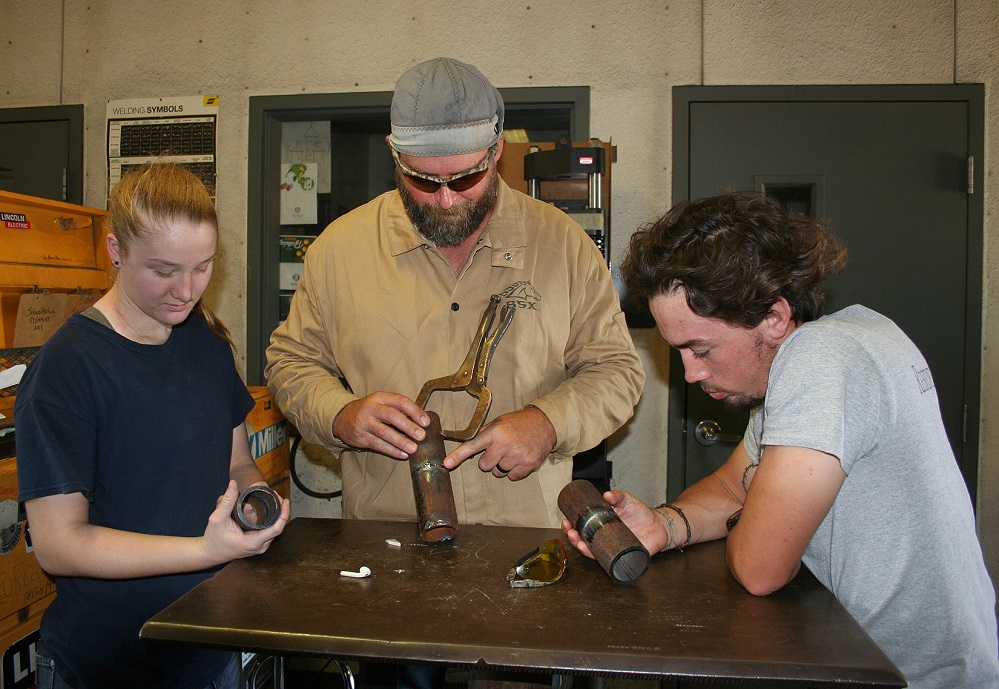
[[3, 1, 997, 588]]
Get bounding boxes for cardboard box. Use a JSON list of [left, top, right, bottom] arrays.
[[245, 387, 290, 495], [0, 458, 55, 623], [0, 593, 52, 689], [268, 474, 290, 500]]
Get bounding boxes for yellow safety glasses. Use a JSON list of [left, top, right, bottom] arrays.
[[506, 538, 567, 588]]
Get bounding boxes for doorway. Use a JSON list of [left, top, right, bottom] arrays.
[[669, 84, 984, 500], [0, 105, 84, 205], [245, 87, 590, 386]]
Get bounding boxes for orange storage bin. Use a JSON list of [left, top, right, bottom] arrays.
[[246, 387, 290, 498]]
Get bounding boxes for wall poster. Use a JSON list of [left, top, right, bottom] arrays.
[[106, 95, 219, 200]]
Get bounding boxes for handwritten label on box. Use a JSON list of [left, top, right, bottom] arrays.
[[12, 293, 69, 347]]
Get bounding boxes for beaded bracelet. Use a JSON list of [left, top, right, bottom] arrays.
[[655, 503, 692, 551]]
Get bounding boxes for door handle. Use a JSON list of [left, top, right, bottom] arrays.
[[694, 420, 742, 446]]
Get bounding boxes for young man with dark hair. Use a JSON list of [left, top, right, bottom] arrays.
[[564, 192, 999, 689]]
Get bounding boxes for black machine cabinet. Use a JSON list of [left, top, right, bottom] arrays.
[[522, 137, 609, 263], [518, 138, 614, 490]]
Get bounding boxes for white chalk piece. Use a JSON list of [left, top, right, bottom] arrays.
[[339, 566, 372, 578], [385, 539, 402, 547]]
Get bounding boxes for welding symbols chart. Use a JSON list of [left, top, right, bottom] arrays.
[[106, 95, 219, 200]]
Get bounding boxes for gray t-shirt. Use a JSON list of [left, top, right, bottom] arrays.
[[744, 305, 999, 689]]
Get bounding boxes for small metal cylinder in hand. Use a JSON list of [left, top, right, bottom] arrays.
[[233, 485, 282, 531], [558, 479, 650, 584], [409, 411, 458, 543]]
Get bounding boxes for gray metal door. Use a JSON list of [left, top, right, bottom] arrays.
[[0, 105, 84, 204], [669, 85, 984, 500]]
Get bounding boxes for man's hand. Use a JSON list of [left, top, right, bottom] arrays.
[[442, 407, 556, 480], [333, 392, 430, 459], [561, 490, 671, 557]]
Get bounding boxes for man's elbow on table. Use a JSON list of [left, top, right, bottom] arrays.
[[726, 539, 802, 597]]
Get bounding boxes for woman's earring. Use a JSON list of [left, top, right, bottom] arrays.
[[112, 259, 121, 267]]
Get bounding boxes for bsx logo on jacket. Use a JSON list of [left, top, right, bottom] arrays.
[[501, 281, 541, 311]]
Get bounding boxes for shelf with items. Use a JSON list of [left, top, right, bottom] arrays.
[[0, 191, 113, 419], [498, 138, 614, 267]]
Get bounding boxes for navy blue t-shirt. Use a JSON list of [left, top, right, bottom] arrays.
[[15, 312, 253, 689]]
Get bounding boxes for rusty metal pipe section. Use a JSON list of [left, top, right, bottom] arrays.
[[558, 479, 650, 584], [233, 485, 282, 531], [409, 411, 458, 542]]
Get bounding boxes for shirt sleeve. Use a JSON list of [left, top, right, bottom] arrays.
[[265, 238, 357, 449], [16, 397, 96, 502], [760, 327, 885, 474], [528, 236, 645, 454], [15, 336, 99, 502]]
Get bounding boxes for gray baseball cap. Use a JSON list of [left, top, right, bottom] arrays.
[[390, 57, 504, 157]]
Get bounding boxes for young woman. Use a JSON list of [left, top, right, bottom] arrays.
[[15, 163, 290, 689]]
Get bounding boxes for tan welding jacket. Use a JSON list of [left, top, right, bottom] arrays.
[[265, 179, 645, 528]]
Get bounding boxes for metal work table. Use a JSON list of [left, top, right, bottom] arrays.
[[141, 517, 905, 687]]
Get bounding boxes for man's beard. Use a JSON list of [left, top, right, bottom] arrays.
[[397, 168, 498, 247], [707, 334, 775, 413], [721, 394, 765, 414]]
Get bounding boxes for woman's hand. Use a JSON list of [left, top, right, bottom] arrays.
[[200, 481, 290, 563]]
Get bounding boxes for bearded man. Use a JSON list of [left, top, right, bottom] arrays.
[[266, 57, 644, 530]]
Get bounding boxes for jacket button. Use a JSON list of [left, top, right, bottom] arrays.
[[451, 302, 459, 311]]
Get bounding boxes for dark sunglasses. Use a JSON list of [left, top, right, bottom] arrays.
[[392, 145, 496, 194], [506, 538, 567, 588]]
